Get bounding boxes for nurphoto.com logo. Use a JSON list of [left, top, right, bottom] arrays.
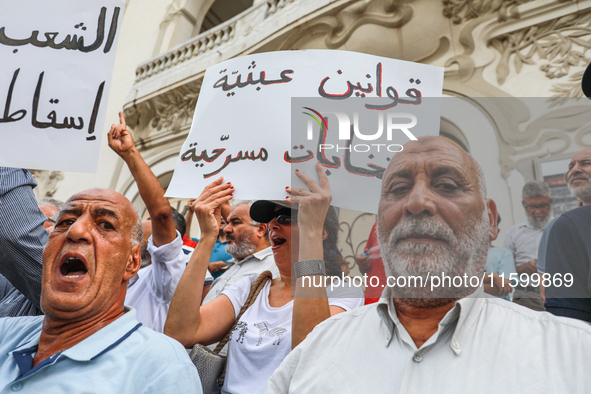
[[301, 107, 418, 153]]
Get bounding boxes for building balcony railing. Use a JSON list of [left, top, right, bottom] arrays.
[[127, 0, 341, 102], [134, 0, 300, 84]]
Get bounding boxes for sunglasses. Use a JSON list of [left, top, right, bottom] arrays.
[[271, 208, 298, 225]]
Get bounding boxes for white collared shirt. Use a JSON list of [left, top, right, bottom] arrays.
[[266, 287, 591, 393], [202, 246, 278, 305], [503, 220, 548, 265], [125, 232, 186, 333]]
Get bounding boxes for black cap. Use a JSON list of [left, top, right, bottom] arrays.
[[583, 62, 591, 98], [249, 200, 298, 223]]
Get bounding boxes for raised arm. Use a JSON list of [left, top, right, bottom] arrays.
[[288, 162, 333, 348], [164, 179, 236, 347], [184, 200, 195, 239], [108, 112, 176, 247], [0, 167, 47, 311]]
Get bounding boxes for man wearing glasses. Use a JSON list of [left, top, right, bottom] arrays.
[[503, 181, 553, 311]]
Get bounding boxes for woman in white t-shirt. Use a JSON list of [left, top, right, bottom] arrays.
[[165, 163, 364, 393]]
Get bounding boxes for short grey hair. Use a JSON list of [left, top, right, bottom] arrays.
[[522, 181, 551, 200], [233, 201, 261, 226], [472, 159, 487, 200]]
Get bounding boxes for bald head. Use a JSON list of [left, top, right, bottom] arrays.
[[64, 188, 143, 246]]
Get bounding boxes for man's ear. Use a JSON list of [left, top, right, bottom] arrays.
[[486, 198, 499, 242], [321, 228, 328, 241], [124, 244, 142, 281], [256, 223, 268, 238]]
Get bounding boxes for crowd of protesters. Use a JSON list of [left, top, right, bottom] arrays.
[[0, 111, 591, 393]]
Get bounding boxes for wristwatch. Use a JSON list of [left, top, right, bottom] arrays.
[[294, 259, 326, 278]]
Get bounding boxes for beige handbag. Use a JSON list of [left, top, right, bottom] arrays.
[[190, 271, 273, 394]]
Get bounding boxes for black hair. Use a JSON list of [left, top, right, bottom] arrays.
[[171, 207, 186, 238]]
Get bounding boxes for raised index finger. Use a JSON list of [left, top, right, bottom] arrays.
[[119, 111, 127, 129], [315, 161, 331, 191]]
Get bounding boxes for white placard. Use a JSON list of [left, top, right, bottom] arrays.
[[0, 1, 124, 172], [166, 50, 443, 213]]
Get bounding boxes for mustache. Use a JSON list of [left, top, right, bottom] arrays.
[[569, 172, 590, 184], [391, 214, 455, 244]]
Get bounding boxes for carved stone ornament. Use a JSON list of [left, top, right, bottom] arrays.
[[442, 0, 536, 24], [279, 0, 413, 50], [488, 7, 591, 102], [123, 79, 202, 150], [29, 170, 65, 199]]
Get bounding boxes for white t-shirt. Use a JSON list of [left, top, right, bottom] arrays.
[[221, 275, 364, 394]]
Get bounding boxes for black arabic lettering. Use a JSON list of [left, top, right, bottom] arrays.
[[181, 144, 227, 164], [212, 70, 293, 91], [204, 148, 268, 178], [86, 81, 105, 140], [318, 78, 373, 100], [31, 72, 84, 130], [376, 63, 382, 97], [365, 87, 421, 111], [343, 126, 385, 179], [0, 7, 119, 54], [314, 116, 340, 168], [0, 68, 26, 123], [103, 7, 120, 54], [284, 149, 314, 163]]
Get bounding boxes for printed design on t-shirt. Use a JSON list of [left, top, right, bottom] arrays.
[[254, 322, 287, 346], [230, 321, 248, 343]]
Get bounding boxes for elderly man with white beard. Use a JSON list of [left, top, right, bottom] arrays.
[[503, 181, 553, 311], [265, 136, 591, 394]]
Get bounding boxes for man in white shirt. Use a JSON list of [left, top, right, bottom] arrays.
[[503, 181, 553, 310], [201, 202, 278, 305], [108, 112, 186, 333], [266, 136, 591, 394]]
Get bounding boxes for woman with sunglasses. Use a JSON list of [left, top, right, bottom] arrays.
[[165, 162, 363, 393]]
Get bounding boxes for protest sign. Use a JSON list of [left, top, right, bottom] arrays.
[[0, 0, 124, 172], [166, 50, 443, 213]]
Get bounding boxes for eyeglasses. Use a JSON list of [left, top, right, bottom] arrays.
[[524, 203, 550, 213], [271, 208, 298, 225]]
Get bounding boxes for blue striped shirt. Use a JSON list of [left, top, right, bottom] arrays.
[[0, 167, 46, 317]]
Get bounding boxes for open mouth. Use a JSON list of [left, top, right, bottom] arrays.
[[60, 256, 88, 279], [272, 236, 286, 247]]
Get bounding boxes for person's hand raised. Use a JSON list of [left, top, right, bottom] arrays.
[[191, 178, 234, 239], [286, 162, 332, 232], [107, 111, 136, 159]]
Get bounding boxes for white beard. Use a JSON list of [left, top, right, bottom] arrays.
[[526, 208, 553, 230], [377, 207, 490, 307], [226, 237, 256, 260], [568, 174, 591, 203]]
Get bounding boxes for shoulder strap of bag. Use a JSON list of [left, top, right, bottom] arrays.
[[213, 270, 273, 353]]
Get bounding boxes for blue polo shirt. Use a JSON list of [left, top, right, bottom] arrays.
[[0, 308, 202, 393]]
